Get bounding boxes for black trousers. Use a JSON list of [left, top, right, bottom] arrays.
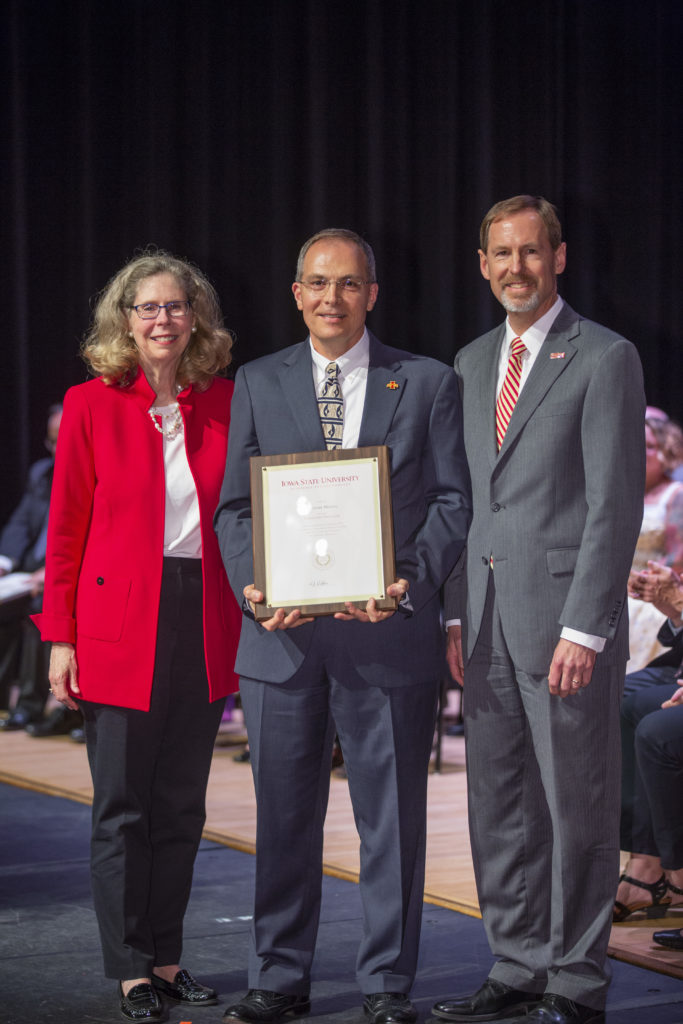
[[620, 678, 683, 868], [0, 595, 49, 715], [81, 558, 225, 979]]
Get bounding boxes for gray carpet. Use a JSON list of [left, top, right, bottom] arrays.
[[1, 784, 682, 1023]]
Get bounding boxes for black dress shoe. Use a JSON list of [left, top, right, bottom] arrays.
[[363, 992, 417, 1024], [0, 709, 36, 731], [119, 982, 163, 1021], [652, 926, 683, 949], [152, 969, 218, 1005], [222, 988, 311, 1023], [433, 978, 541, 1020], [505, 994, 605, 1024], [26, 706, 82, 737]]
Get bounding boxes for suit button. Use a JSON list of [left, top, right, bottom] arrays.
[[491, 502, 501, 512], [96, 577, 104, 585]]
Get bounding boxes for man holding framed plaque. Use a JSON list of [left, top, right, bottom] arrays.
[[214, 228, 471, 1024]]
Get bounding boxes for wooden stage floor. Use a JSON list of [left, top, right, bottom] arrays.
[[1, 719, 681, 982]]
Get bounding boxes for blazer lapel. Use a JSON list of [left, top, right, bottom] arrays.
[[277, 341, 327, 451], [497, 305, 580, 456], [358, 335, 405, 446], [476, 329, 503, 470]]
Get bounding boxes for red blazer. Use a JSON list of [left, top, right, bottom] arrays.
[[33, 369, 241, 711]]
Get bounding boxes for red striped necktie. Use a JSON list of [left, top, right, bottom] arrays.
[[495, 337, 526, 449]]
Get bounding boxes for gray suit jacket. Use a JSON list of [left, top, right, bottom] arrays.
[[444, 302, 645, 674], [215, 333, 472, 687]]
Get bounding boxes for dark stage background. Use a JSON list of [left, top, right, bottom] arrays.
[[2, 0, 681, 522]]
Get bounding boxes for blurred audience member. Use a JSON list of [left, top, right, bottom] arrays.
[[615, 628, 683, 923], [626, 414, 683, 672], [644, 405, 683, 479], [0, 405, 80, 734]]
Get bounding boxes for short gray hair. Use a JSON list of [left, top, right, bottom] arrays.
[[295, 228, 377, 281]]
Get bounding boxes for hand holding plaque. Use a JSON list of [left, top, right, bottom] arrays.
[[249, 446, 397, 621]]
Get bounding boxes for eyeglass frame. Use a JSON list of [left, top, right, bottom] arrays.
[[296, 276, 375, 294], [129, 300, 193, 320]]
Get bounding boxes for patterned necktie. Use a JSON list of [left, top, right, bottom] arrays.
[[318, 362, 344, 449], [495, 337, 527, 449]]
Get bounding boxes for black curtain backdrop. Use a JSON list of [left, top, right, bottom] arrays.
[[2, 0, 681, 521]]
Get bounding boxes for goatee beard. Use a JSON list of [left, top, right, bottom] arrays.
[[500, 289, 540, 314]]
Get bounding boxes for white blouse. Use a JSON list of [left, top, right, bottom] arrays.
[[154, 405, 202, 558]]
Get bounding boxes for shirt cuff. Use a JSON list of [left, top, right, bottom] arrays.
[[445, 618, 461, 629], [560, 626, 606, 653], [0, 555, 14, 572]]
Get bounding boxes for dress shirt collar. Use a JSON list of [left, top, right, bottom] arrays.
[[309, 329, 370, 378]]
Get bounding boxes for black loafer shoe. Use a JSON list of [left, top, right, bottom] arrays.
[[505, 994, 605, 1024], [363, 992, 417, 1024], [432, 977, 541, 1021], [152, 969, 218, 1005], [222, 989, 311, 1023], [119, 982, 163, 1021], [653, 926, 683, 949], [26, 707, 82, 737]]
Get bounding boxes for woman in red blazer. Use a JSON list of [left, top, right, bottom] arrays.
[[33, 250, 241, 1021]]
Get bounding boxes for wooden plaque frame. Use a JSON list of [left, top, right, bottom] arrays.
[[250, 445, 396, 620]]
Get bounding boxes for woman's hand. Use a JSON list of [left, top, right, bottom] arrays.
[[662, 685, 683, 709], [629, 561, 683, 608], [48, 643, 81, 710]]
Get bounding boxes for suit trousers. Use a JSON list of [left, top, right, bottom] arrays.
[[620, 681, 683, 867], [81, 557, 225, 979], [239, 617, 439, 996], [463, 573, 622, 1011]]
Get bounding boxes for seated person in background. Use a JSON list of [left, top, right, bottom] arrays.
[[0, 404, 80, 735], [646, 405, 683, 482], [626, 413, 683, 673], [648, 681, 683, 950], [616, 565, 683, 921]]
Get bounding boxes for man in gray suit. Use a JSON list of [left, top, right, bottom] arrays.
[[432, 197, 645, 1024], [214, 228, 471, 1024]]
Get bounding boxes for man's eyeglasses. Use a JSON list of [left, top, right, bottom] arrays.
[[298, 277, 373, 294], [130, 301, 192, 319]]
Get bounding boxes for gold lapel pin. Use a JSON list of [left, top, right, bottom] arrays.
[[386, 380, 400, 389]]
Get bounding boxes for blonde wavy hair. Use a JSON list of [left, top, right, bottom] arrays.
[[82, 249, 234, 388]]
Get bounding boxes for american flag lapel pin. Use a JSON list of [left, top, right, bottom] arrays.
[[550, 352, 565, 360]]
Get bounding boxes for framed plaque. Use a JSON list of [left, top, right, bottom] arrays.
[[250, 445, 396, 620]]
